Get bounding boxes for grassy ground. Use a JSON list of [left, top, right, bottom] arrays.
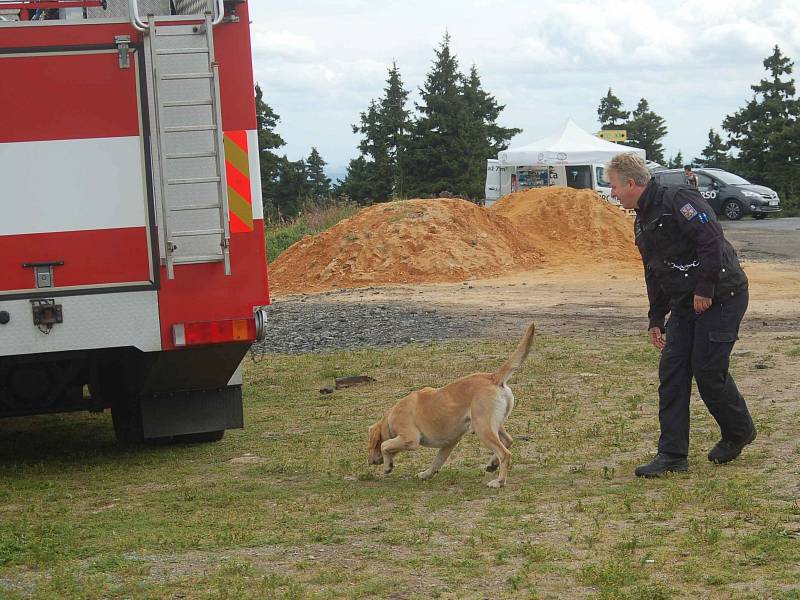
[[1, 332, 799, 599]]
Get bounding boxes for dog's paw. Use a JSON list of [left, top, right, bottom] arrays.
[[417, 469, 434, 480], [383, 464, 394, 475], [486, 478, 505, 489], [485, 460, 499, 472]]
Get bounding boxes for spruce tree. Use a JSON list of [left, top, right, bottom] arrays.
[[254, 84, 286, 217], [343, 35, 519, 201], [337, 156, 376, 205], [597, 88, 629, 130], [694, 129, 729, 168], [352, 100, 392, 200], [306, 147, 331, 201], [723, 45, 800, 201], [667, 151, 684, 169], [341, 63, 412, 202], [271, 158, 309, 220], [460, 65, 522, 198], [624, 98, 667, 164], [379, 62, 413, 199], [405, 32, 468, 197]]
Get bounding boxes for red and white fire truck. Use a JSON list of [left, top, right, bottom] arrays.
[[0, 0, 269, 442]]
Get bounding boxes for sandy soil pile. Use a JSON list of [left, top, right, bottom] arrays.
[[269, 188, 639, 294], [491, 187, 638, 264], [269, 198, 544, 293]]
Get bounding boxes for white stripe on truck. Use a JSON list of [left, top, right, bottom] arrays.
[[0, 136, 149, 236]]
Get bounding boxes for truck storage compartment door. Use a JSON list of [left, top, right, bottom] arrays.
[[0, 47, 155, 297]]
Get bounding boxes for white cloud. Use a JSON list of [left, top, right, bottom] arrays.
[[250, 29, 318, 62], [247, 0, 800, 169]]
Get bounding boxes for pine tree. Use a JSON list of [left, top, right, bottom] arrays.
[[597, 88, 629, 130], [271, 158, 309, 220], [666, 151, 684, 169], [460, 65, 522, 198], [405, 32, 468, 197], [343, 34, 519, 201], [380, 62, 413, 199], [351, 100, 392, 200], [624, 98, 667, 164], [341, 62, 412, 202], [723, 45, 800, 202], [254, 84, 286, 217], [694, 129, 729, 168], [306, 147, 331, 201], [337, 156, 375, 205]]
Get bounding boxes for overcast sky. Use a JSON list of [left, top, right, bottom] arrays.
[[248, 0, 800, 179]]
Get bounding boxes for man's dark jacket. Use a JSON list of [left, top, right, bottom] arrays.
[[634, 180, 748, 331]]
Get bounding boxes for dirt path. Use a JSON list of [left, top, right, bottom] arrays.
[[273, 262, 800, 351]]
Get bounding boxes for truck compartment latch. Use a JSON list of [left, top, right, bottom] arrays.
[[115, 35, 131, 69], [22, 260, 64, 289]]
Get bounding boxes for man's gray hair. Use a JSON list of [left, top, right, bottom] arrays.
[[607, 153, 651, 186]]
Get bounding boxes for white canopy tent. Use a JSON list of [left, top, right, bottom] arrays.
[[497, 118, 645, 166]]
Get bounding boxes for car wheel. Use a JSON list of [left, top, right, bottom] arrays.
[[722, 199, 743, 220], [753, 213, 768, 220]]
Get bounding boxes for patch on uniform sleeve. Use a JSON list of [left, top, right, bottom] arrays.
[[698, 212, 709, 224], [680, 202, 698, 220]]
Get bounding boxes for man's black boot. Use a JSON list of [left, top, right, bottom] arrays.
[[708, 426, 757, 464], [634, 453, 688, 478]]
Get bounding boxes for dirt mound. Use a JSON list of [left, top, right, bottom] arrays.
[[491, 187, 638, 264], [269, 199, 544, 293]]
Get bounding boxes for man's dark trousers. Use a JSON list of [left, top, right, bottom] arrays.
[[657, 289, 754, 456]]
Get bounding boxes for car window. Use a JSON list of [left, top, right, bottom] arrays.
[[706, 170, 750, 185], [697, 174, 714, 187], [595, 166, 610, 187], [658, 172, 685, 185]]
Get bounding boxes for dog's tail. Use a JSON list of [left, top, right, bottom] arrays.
[[491, 322, 535, 386]]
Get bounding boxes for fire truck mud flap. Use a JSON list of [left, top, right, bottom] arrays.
[[138, 384, 244, 441]]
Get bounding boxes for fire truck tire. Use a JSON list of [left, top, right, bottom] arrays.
[[175, 429, 225, 444]]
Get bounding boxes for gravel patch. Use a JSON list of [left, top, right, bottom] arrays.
[[253, 289, 798, 355], [254, 295, 487, 354]]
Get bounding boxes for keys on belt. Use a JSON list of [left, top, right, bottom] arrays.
[[666, 260, 700, 272]]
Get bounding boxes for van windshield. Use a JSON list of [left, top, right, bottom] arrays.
[[708, 170, 750, 185]]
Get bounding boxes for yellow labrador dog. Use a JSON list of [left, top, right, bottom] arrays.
[[368, 322, 535, 488]]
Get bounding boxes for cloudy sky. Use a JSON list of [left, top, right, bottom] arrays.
[[248, 0, 800, 179]]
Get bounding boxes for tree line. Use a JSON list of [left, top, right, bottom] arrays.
[[255, 33, 518, 220], [598, 45, 799, 205], [256, 42, 799, 219]]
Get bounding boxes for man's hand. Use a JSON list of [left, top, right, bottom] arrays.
[[693, 294, 713, 314], [649, 326, 665, 351]]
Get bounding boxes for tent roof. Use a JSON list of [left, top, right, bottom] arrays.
[[497, 118, 645, 166]]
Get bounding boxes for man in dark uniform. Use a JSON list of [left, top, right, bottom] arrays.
[[607, 153, 756, 477]]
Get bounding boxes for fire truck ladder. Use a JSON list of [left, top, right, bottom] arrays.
[[140, 5, 230, 279]]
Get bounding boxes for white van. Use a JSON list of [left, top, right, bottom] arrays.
[[484, 160, 615, 207]]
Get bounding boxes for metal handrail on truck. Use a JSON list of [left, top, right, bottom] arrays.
[[127, 0, 223, 30]]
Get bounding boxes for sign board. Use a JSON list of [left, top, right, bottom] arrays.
[[597, 129, 627, 142]]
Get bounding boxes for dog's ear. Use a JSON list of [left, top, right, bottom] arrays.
[[368, 422, 383, 451]]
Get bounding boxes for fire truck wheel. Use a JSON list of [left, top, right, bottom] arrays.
[[175, 429, 225, 444]]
